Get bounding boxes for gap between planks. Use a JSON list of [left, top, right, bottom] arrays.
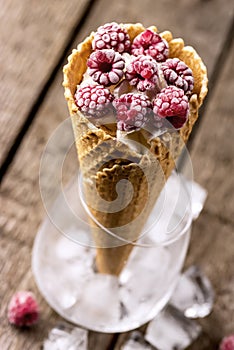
[[0, 0, 98, 183], [178, 14, 234, 170]]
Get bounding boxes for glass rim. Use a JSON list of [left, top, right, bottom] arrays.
[[78, 171, 193, 248]]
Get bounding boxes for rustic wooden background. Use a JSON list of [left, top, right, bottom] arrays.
[[0, 0, 233, 349]]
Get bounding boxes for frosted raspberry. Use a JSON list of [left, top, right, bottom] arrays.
[[113, 93, 152, 131], [75, 84, 114, 118], [153, 86, 189, 129], [220, 335, 234, 350], [131, 29, 169, 62], [161, 58, 194, 94], [92, 22, 131, 53], [8, 291, 39, 327], [125, 55, 159, 92], [87, 49, 125, 86]]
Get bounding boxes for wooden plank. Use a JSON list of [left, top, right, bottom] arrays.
[[0, 233, 114, 349], [66, 0, 232, 79], [1, 0, 233, 245], [114, 212, 234, 349], [0, 247, 59, 350], [0, 0, 91, 165], [115, 31, 234, 350], [190, 41, 234, 224], [0, 0, 233, 349], [185, 212, 234, 349]]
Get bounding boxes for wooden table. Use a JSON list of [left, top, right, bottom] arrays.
[[0, 1, 233, 348]]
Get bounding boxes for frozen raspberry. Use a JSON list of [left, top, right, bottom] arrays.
[[125, 55, 159, 92], [75, 84, 114, 118], [8, 291, 39, 327], [131, 29, 169, 62], [113, 93, 152, 131], [87, 49, 125, 86], [220, 335, 234, 350], [153, 86, 189, 129], [92, 22, 131, 53], [161, 58, 194, 94]]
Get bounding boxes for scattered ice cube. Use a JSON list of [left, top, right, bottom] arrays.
[[121, 331, 153, 350], [43, 323, 88, 350], [145, 305, 201, 350], [71, 274, 120, 327], [170, 265, 214, 318]]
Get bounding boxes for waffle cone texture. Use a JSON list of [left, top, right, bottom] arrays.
[[63, 23, 208, 275]]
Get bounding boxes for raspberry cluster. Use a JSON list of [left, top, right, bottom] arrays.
[[8, 291, 39, 327], [114, 93, 152, 131], [161, 58, 194, 94], [75, 84, 114, 118], [125, 55, 159, 92], [131, 29, 169, 62], [87, 49, 125, 86], [92, 22, 131, 53], [219, 335, 234, 350], [74, 23, 194, 132], [153, 86, 189, 129]]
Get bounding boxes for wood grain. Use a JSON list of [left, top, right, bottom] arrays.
[[190, 41, 234, 224], [68, 0, 233, 78], [0, 0, 233, 349], [115, 31, 234, 350], [0, 0, 90, 165], [114, 212, 234, 349]]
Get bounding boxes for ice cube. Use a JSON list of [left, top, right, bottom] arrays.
[[170, 265, 214, 318], [145, 305, 201, 350], [39, 236, 97, 310], [121, 331, 153, 350], [41, 263, 83, 310], [71, 274, 120, 327], [55, 235, 95, 270], [43, 323, 88, 350], [56, 235, 86, 260], [119, 245, 171, 321]]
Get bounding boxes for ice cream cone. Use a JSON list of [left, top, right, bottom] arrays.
[[63, 23, 208, 275]]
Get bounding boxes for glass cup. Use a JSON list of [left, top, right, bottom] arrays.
[[33, 170, 195, 332]]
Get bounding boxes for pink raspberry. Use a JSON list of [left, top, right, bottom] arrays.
[[75, 84, 114, 118], [220, 335, 234, 350], [7, 291, 39, 327], [125, 55, 159, 92], [92, 22, 131, 53], [113, 93, 152, 131], [87, 49, 125, 86], [131, 29, 169, 62], [153, 86, 189, 129], [161, 58, 194, 94]]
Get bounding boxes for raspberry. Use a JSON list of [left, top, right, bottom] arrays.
[[220, 335, 234, 350], [125, 55, 159, 92], [153, 86, 189, 129], [75, 84, 114, 118], [131, 29, 169, 62], [7, 291, 39, 327], [161, 58, 194, 94], [87, 49, 125, 86], [92, 22, 131, 53], [113, 93, 152, 131]]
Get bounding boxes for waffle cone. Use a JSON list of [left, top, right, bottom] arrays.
[[63, 23, 208, 275]]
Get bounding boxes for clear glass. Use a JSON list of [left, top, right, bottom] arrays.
[[32, 171, 193, 333]]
